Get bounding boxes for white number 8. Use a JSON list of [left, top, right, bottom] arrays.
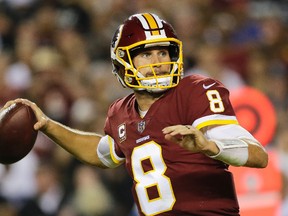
[[131, 142, 175, 215], [206, 90, 225, 113]]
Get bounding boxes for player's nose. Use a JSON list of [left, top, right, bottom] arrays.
[[151, 56, 162, 72]]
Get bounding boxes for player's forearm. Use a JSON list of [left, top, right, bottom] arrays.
[[41, 118, 106, 167], [208, 139, 268, 168], [203, 124, 268, 168], [245, 143, 268, 168]]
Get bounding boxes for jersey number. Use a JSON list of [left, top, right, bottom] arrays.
[[206, 90, 225, 113], [131, 142, 175, 216]]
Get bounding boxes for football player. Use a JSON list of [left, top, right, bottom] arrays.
[[4, 13, 268, 216]]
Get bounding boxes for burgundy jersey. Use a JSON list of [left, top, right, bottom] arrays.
[[104, 74, 240, 216]]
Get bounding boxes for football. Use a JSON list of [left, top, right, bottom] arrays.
[[0, 103, 38, 164]]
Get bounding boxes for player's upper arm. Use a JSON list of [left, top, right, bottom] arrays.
[[97, 135, 125, 168]]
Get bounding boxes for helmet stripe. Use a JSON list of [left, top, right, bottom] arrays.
[[142, 13, 160, 35], [135, 13, 166, 38]]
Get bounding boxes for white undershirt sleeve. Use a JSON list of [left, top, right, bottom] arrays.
[[97, 135, 125, 168], [203, 124, 264, 166]]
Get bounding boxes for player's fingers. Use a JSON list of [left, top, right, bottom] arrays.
[[163, 125, 195, 136], [2, 100, 17, 109], [2, 98, 33, 110], [34, 116, 48, 130], [34, 122, 42, 130], [162, 125, 181, 133], [14, 99, 43, 118], [164, 134, 182, 143], [14, 98, 35, 107]]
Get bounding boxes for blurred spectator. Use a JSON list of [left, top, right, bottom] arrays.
[[186, 43, 245, 90], [100, 167, 134, 216], [19, 162, 65, 216], [0, 151, 39, 207], [0, 10, 14, 51], [56, 0, 92, 35], [0, 196, 18, 216], [66, 165, 114, 216]]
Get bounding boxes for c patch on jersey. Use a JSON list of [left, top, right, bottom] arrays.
[[118, 123, 126, 143], [230, 87, 276, 146]]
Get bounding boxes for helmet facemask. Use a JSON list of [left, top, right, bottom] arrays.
[[114, 38, 183, 93]]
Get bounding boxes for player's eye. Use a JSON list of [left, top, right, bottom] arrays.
[[159, 50, 168, 57], [140, 52, 151, 58]]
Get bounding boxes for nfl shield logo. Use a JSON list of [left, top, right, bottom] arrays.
[[137, 121, 146, 133]]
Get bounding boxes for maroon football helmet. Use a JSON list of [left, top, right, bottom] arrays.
[[111, 13, 183, 92]]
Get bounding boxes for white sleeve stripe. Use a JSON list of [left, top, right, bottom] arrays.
[[239, 137, 260, 146], [239, 137, 265, 151]]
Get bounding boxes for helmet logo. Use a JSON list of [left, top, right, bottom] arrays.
[[125, 76, 133, 84], [118, 50, 125, 58]]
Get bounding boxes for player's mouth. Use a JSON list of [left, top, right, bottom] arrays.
[[146, 71, 170, 77]]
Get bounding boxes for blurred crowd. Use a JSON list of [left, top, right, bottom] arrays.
[[0, 0, 287, 215]]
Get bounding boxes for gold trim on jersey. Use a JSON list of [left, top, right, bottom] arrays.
[[108, 135, 123, 164], [193, 114, 238, 130], [196, 119, 239, 130]]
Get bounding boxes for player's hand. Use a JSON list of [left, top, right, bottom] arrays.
[[162, 125, 219, 155], [2, 98, 49, 131]]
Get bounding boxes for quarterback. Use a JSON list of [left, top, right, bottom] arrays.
[[3, 13, 268, 215]]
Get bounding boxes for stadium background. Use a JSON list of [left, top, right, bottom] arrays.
[[0, 0, 287, 215]]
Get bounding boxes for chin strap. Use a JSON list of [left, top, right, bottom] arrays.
[[137, 72, 172, 93]]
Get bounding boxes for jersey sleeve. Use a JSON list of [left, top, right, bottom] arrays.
[[102, 103, 126, 164], [183, 75, 239, 130]]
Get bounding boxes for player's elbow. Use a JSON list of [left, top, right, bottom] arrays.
[[258, 151, 268, 168], [245, 146, 269, 168], [254, 155, 268, 168]]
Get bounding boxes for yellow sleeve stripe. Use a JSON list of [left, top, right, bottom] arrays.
[[192, 114, 239, 130], [108, 136, 123, 164], [196, 119, 239, 130]]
